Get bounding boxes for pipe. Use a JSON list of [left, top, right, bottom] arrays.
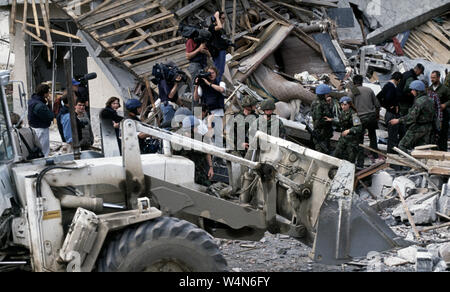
[[60, 195, 103, 212]]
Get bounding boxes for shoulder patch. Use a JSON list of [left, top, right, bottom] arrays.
[[352, 114, 362, 126]]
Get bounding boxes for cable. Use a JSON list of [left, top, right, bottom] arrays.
[[35, 165, 85, 198]]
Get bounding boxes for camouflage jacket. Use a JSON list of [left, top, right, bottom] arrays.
[[334, 108, 362, 138], [399, 93, 435, 126], [311, 97, 333, 131]]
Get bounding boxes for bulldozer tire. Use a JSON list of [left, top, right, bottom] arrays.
[[97, 216, 227, 272]]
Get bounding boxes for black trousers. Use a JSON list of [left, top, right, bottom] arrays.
[[385, 111, 403, 154]]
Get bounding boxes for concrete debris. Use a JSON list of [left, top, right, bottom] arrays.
[[415, 250, 434, 272], [397, 246, 418, 264], [440, 243, 450, 264], [368, 171, 393, 199], [392, 194, 438, 225], [383, 256, 408, 267]]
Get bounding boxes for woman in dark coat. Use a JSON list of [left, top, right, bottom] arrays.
[[100, 97, 124, 151]]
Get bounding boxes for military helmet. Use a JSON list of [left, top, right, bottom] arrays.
[[125, 99, 142, 110], [241, 95, 258, 107], [339, 96, 352, 104], [409, 80, 426, 92], [260, 99, 276, 110], [315, 84, 332, 95]]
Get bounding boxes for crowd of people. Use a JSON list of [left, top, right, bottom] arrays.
[[14, 10, 450, 189]]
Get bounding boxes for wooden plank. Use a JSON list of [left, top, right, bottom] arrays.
[[78, 0, 138, 26], [175, 0, 210, 19], [98, 12, 173, 39], [85, 2, 159, 31], [76, 0, 112, 22], [22, 0, 27, 33], [23, 28, 51, 47], [411, 150, 450, 161], [234, 23, 294, 82], [118, 36, 183, 59], [295, 0, 338, 8], [107, 26, 178, 48], [129, 45, 186, 67], [15, 19, 82, 41], [31, 0, 40, 37], [419, 222, 450, 233], [232, 0, 237, 53], [10, 0, 17, 35], [394, 184, 421, 240], [250, 0, 325, 60], [235, 18, 274, 39], [274, 1, 314, 17], [66, 0, 95, 11], [39, 0, 53, 48], [394, 147, 430, 171]]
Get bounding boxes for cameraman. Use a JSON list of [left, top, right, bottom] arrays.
[[193, 66, 226, 148], [186, 30, 211, 99], [157, 63, 185, 128], [209, 11, 228, 82]]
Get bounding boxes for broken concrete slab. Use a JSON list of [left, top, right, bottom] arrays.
[[439, 243, 450, 264], [383, 256, 408, 267], [392, 176, 416, 199], [397, 245, 418, 264], [392, 194, 438, 225], [365, 0, 450, 45], [439, 183, 450, 216]]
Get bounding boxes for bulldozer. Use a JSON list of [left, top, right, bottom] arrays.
[[0, 69, 409, 272]]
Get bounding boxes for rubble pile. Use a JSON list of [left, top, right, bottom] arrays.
[[352, 147, 450, 272]]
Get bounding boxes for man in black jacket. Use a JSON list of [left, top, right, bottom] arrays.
[[27, 84, 54, 157], [378, 72, 403, 153]]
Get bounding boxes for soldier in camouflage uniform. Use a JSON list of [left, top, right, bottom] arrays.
[[225, 95, 259, 157], [311, 84, 334, 154], [249, 99, 286, 140], [331, 96, 362, 164], [390, 80, 435, 153]]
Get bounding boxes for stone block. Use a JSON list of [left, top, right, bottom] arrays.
[[439, 243, 450, 263], [384, 256, 408, 267], [392, 195, 438, 224], [415, 251, 433, 272], [369, 171, 393, 199], [438, 193, 450, 217], [397, 246, 418, 263], [392, 176, 416, 198]]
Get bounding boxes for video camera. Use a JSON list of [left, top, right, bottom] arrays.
[[194, 70, 212, 86], [151, 63, 187, 86], [75, 72, 97, 87]]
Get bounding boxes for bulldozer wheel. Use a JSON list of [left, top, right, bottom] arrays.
[[97, 216, 227, 272]]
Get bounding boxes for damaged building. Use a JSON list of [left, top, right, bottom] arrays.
[[1, 0, 450, 272]]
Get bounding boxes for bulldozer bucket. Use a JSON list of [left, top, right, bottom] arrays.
[[312, 198, 412, 265]]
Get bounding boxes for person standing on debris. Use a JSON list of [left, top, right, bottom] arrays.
[[100, 97, 124, 151], [378, 72, 403, 154], [27, 84, 54, 157], [397, 64, 425, 117], [248, 99, 286, 150], [193, 66, 226, 148], [157, 66, 184, 129], [349, 75, 381, 167], [311, 84, 334, 154], [429, 71, 450, 151], [208, 11, 228, 82], [226, 95, 259, 157], [186, 29, 211, 94], [328, 96, 362, 164], [390, 80, 435, 152]]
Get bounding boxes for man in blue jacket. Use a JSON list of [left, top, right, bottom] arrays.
[[27, 84, 54, 157]]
